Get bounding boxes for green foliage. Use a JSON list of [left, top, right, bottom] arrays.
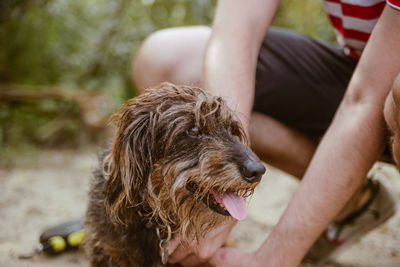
[[0, 99, 81, 145], [275, 0, 336, 42], [0, 0, 217, 92]]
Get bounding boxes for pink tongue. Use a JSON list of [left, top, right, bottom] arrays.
[[212, 191, 247, 221]]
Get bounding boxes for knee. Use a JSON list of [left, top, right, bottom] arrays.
[[384, 73, 400, 164], [391, 74, 400, 105], [384, 74, 400, 131], [133, 29, 177, 93], [132, 26, 210, 93]]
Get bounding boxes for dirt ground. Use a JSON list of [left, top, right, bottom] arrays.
[[1, 148, 400, 267]]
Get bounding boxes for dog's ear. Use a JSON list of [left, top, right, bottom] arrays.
[[103, 99, 156, 226]]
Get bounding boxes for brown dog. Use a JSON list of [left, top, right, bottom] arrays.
[[84, 83, 265, 266]]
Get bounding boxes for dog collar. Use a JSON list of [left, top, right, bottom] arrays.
[[137, 210, 171, 265], [156, 225, 171, 265]]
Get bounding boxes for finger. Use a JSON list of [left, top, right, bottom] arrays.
[[209, 247, 247, 267], [168, 240, 195, 264], [167, 237, 182, 256], [178, 253, 208, 267]]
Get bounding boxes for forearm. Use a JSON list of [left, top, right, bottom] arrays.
[[254, 5, 400, 266], [203, 33, 258, 133], [203, 0, 280, 134]]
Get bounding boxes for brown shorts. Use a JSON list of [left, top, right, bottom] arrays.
[[253, 28, 357, 140]]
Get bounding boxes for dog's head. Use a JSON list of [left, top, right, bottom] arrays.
[[104, 83, 265, 240]]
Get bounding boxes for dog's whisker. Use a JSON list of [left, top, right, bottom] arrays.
[[172, 172, 187, 190], [147, 175, 154, 193]]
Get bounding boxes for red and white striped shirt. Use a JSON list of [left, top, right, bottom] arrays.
[[323, 0, 400, 59]]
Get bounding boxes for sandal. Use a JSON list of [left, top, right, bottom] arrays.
[[303, 177, 396, 266]]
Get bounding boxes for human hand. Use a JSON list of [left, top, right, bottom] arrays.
[[167, 220, 236, 266]]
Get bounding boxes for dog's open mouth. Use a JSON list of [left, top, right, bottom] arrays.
[[186, 182, 248, 221]]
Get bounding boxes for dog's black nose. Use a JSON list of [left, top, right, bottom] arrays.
[[241, 159, 266, 183]]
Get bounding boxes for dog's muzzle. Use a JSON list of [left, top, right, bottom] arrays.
[[186, 143, 266, 221]]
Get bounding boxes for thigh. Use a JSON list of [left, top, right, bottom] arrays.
[[253, 28, 358, 139]]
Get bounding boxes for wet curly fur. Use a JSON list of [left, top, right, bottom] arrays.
[[84, 83, 264, 266]]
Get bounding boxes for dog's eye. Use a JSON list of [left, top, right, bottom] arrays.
[[187, 127, 201, 137]]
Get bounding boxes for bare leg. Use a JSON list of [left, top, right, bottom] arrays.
[[250, 112, 317, 178], [384, 73, 400, 166]]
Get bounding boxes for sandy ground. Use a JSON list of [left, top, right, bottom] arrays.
[[2, 148, 400, 266]]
